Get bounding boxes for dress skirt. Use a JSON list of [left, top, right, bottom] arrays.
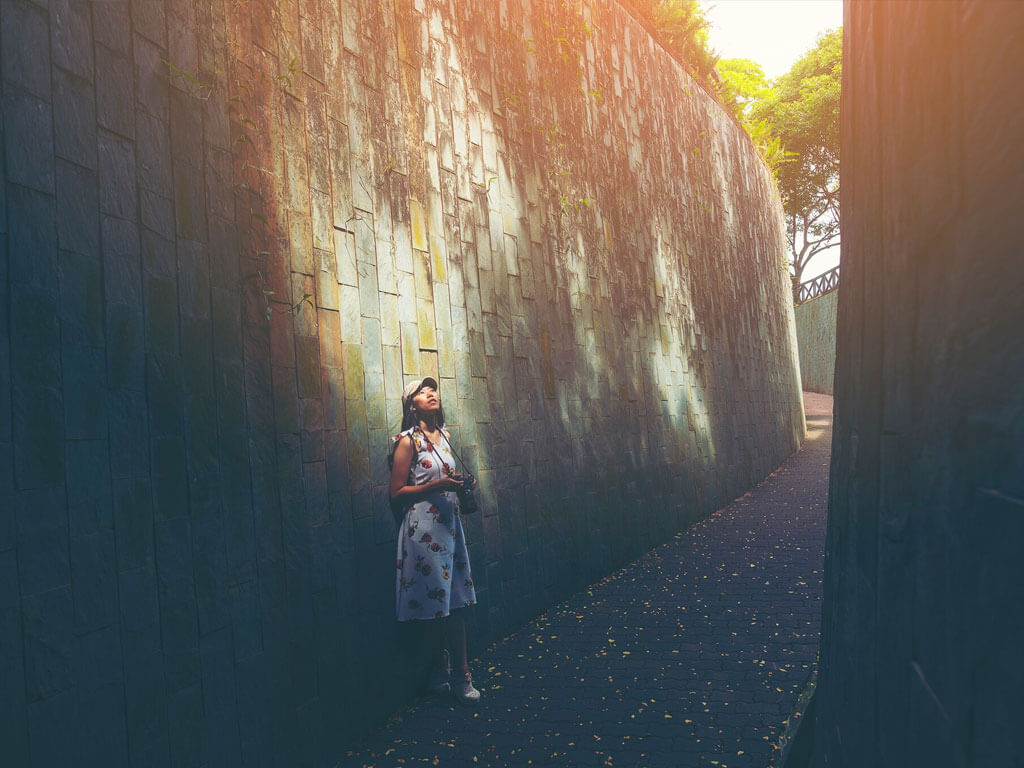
[[394, 428, 477, 621]]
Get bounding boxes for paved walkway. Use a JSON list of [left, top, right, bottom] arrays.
[[341, 393, 832, 768]]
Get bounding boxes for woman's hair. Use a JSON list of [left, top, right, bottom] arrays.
[[400, 402, 446, 432]]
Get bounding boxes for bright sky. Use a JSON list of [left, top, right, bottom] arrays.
[[701, 0, 843, 79]]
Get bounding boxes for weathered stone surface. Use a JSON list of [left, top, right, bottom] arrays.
[[794, 290, 837, 395], [803, 3, 1024, 766], [2, 0, 804, 761]]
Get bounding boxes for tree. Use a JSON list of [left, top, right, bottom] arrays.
[[628, 0, 721, 96], [716, 58, 794, 175], [748, 29, 841, 298], [717, 57, 771, 121]]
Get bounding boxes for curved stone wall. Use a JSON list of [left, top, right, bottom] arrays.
[[0, 0, 801, 761], [794, 290, 837, 395], [805, 2, 1024, 766]]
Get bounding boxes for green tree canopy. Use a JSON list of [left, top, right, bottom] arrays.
[[717, 58, 772, 121], [748, 29, 842, 295], [628, 0, 720, 95]]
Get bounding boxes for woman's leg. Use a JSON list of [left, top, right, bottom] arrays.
[[445, 611, 469, 678], [424, 617, 448, 669]]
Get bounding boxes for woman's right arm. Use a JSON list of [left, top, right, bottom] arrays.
[[389, 435, 463, 506]]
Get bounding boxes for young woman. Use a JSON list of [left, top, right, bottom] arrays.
[[389, 377, 480, 703]]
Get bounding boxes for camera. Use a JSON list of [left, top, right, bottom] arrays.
[[456, 472, 479, 515]]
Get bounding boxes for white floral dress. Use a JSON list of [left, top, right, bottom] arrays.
[[394, 427, 477, 621]]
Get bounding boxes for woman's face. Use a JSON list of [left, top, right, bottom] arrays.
[[411, 385, 440, 415]]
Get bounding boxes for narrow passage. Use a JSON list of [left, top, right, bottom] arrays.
[[343, 393, 832, 768]]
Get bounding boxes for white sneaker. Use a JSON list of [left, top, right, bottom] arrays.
[[454, 674, 481, 704]]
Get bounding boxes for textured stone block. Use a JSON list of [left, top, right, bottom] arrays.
[[95, 44, 135, 138], [97, 130, 137, 218], [199, 627, 241, 765], [22, 586, 74, 701], [0, 589, 29, 761], [295, 335, 322, 399], [192, 515, 230, 635], [124, 649, 171, 767], [133, 34, 169, 124], [112, 477, 154, 573], [1, 0, 51, 98], [91, 0, 131, 54], [66, 438, 112, 537], [151, 436, 189, 519], [62, 345, 107, 440], [58, 250, 103, 347], [145, 353, 184, 435], [27, 690, 76, 766], [12, 386, 64, 490], [74, 682, 130, 767], [70, 530, 117, 633], [11, 288, 61, 388], [53, 68, 97, 169], [8, 185, 58, 291]]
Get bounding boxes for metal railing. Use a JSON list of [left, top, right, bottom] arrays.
[[797, 266, 840, 304]]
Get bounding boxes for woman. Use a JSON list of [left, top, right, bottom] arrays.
[[389, 377, 480, 703]]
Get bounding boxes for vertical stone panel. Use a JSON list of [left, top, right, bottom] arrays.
[[805, 2, 1024, 767]]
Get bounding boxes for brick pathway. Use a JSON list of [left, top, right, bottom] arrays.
[[341, 393, 832, 768]]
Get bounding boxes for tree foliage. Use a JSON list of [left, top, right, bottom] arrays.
[[716, 58, 794, 174], [627, 0, 720, 95], [747, 30, 842, 294]]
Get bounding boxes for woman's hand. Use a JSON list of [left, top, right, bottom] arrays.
[[431, 475, 464, 493]]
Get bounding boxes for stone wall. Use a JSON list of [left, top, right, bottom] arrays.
[[0, 0, 802, 763], [794, 290, 836, 395], [804, 2, 1024, 766]]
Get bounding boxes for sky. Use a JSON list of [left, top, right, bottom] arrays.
[[700, 0, 843, 79], [701, 0, 843, 279]]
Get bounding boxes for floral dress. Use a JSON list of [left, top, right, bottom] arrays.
[[394, 427, 477, 621]]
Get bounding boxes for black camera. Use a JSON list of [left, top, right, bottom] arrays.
[[456, 473, 479, 515]]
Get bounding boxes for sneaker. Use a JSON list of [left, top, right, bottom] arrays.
[[427, 650, 451, 696], [454, 674, 481, 704]]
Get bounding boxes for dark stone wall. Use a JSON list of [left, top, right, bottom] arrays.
[[809, 2, 1024, 765], [794, 290, 836, 395], [0, 0, 801, 764]]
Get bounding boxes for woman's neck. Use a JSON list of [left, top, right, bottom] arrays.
[[416, 416, 439, 434]]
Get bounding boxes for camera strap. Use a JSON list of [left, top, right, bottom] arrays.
[[414, 427, 454, 475], [440, 431, 475, 480]]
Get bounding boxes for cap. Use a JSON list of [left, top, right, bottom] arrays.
[[401, 376, 439, 411]]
